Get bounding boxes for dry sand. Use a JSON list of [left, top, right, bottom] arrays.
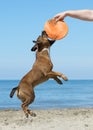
[[0, 108, 93, 130]]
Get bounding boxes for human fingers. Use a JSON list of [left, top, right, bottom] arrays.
[[54, 15, 63, 22]]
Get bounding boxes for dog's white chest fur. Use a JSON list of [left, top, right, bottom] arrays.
[[42, 48, 50, 54]]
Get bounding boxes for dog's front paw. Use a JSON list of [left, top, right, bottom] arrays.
[[61, 74, 68, 81]]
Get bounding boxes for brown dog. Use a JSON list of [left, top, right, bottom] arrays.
[[10, 31, 68, 118]]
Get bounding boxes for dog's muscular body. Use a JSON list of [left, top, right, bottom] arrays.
[[10, 31, 68, 117]]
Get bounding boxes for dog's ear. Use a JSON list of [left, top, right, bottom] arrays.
[[31, 40, 41, 51], [31, 44, 38, 51], [33, 40, 37, 43], [33, 40, 41, 44], [49, 40, 55, 46]]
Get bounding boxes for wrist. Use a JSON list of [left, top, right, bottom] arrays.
[[64, 11, 70, 17]]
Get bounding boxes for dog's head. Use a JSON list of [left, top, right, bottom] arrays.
[[31, 31, 55, 52]]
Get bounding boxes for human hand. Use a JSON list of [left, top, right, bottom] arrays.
[[54, 12, 67, 22]]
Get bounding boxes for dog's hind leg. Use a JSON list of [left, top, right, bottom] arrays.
[[21, 88, 36, 118]]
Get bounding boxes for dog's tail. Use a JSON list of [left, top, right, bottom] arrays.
[[10, 87, 18, 98]]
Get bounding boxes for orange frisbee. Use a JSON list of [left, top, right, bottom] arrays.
[[44, 19, 68, 40]]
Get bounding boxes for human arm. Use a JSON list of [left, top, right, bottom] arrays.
[[54, 10, 93, 21]]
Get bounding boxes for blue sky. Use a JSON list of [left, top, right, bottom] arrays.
[[0, 0, 93, 80]]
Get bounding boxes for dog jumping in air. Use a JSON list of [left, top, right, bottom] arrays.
[[10, 31, 68, 118]]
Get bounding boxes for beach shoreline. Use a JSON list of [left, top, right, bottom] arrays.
[[0, 108, 93, 130]]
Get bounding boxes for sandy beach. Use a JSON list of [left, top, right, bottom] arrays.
[[0, 108, 93, 130]]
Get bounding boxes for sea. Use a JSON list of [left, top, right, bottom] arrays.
[[0, 80, 93, 110]]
